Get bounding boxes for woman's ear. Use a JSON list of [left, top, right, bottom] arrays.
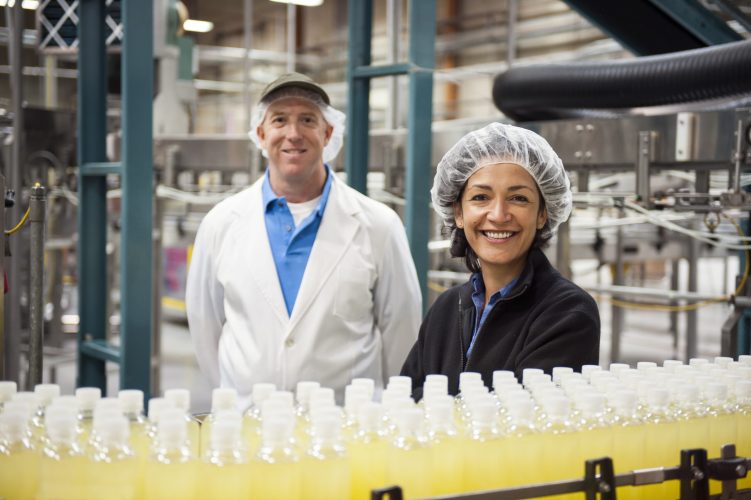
[[537, 207, 548, 230], [453, 203, 464, 228]]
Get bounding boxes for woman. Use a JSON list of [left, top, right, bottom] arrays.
[[401, 123, 600, 397]]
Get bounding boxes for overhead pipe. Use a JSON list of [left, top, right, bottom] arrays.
[[493, 39, 751, 121]]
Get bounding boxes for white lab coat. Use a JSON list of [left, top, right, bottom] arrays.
[[186, 175, 422, 409]]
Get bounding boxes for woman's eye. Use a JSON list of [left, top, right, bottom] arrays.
[[469, 194, 488, 201], [510, 195, 529, 203]]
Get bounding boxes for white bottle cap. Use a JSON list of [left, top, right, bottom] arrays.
[[609, 363, 630, 373], [425, 374, 449, 395], [581, 365, 602, 380], [576, 393, 606, 415], [94, 397, 123, 415], [543, 396, 571, 418], [736, 380, 751, 399], [311, 417, 341, 441], [0, 381, 18, 404], [351, 378, 375, 400], [344, 385, 369, 416], [521, 368, 544, 387], [560, 378, 588, 397], [309, 406, 343, 428], [11, 392, 40, 409], [295, 381, 320, 406], [212, 409, 242, 428], [506, 398, 534, 422], [45, 410, 78, 443], [393, 407, 423, 435], [498, 388, 532, 408], [459, 371, 483, 389], [739, 355, 751, 366], [49, 396, 80, 413], [98, 415, 130, 446], [0, 410, 28, 440], [357, 402, 383, 432], [609, 391, 637, 416], [636, 361, 657, 371], [689, 358, 710, 367], [118, 390, 144, 414], [147, 397, 173, 422], [705, 382, 728, 401], [526, 373, 552, 387], [388, 375, 412, 389], [2, 400, 35, 420], [210, 418, 241, 451], [164, 389, 190, 412], [251, 383, 277, 406], [551, 367, 574, 384], [33, 384, 61, 407], [714, 357, 733, 367], [268, 390, 294, 409], [158, 416, 187, 448], [211, 388, 238, 413], [309, 387, 336, 408], [75, 387, 102, 411], [646, 388, 670, 408], [261, 399, 294, 421], [261, 418, 291, 446]]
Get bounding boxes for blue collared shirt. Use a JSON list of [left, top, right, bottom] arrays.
[[262, 166, 333, 316], [467, 273, 519, 358]]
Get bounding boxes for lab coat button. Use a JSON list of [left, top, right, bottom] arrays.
[[285, 338, 295, 348]]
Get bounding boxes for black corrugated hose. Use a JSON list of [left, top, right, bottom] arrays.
[[493, 39, 751, 122]]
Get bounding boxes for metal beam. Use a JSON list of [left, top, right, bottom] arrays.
[[80, 162, 123, 176], [120, 0, 154, 399], [405, 0, 436, 308], [77, 0, 108, 393], [649, 0, 742, 45]]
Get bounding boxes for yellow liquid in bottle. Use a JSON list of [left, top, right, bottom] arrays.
[[678, 414, 708, 451], [144, 460, 198, 500], [429, 435, 465, 495], [199, 462, 253, 500], [503, 432, 543, 488], [611, 422, 644, 500], [243, 417, 262, 457], [386, 446, 432, 499], [708, 412, 737, 495], [187, 417, 201, 457], [302, 455, 350, 500], [541, 431, 580, 500], [349, 439, 388, 500], [88, 459, 139, 500], [250, 460, 302, 500], [737, 409, 751, 489], [463, 437, 506, 492], [642, 420, 679, 500], [0, 446, 39, 500], [38, 453, 89, 500]]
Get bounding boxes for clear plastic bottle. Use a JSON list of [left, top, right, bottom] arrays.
[[673, 384, 708, 452], [735, 380, 751, 489], [501, 398, 541, 488], [144, 397, 172, 448], [243, 382, 276, 451], [32, 384, 61, 442], [200, 417, 251, 500], [575, 393, 613, 466], [424, 396, 463, 495], [348, 402, 389, 500], [75, 387, 102, 445], [0, 380, 18, 410], [38, 408, 88, 500], [642, 387, 679, 499], [0, 409, 39, 499], [704, 382, 737, 495], [200, 387, 238, 456], [462, 398, 506, 492], [117, 390, 148, 456], [607, 391, 643, 500], [386, 408, 431, 499], [88, 415, 138, 500], [250, 417, 302, 500], [144, 416, 197, 500], [164, 388, 201, 457], [538, 396, 579, 500], [302, 417, 349, 499]]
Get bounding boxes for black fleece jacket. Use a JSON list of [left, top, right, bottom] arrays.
[[400, 248, 600, 399]]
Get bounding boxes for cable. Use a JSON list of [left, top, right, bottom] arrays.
[[597, 213, 749, 312], [5, 206, 30, 235]]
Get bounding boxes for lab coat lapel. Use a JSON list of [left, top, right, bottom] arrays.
[[239, 182, 289, 324], [288, 178, 359, 330]]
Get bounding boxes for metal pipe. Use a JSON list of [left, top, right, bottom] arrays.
[[27, 184, 46, 389], [286, 3, 296, 72], [686, 221, 700, 360], [611, 208, 625, 363], [386, 0, 400, 130], [585, 284, 725, 303], [733, 119, 744, 193], [243, 0, 252, 130]]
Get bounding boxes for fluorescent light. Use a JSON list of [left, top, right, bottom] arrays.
[[183, 19, 214, 33], [270, 0, 324, 6], [0, 0, 40, 9]]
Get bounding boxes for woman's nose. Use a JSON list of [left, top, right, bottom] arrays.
[[488, 200, 511, 222]]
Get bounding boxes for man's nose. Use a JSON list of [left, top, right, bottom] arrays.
[[285, 121, 303, 139]]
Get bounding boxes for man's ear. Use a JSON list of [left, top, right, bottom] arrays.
[[256, 124, 266, 146], [324, 124, 333, 144]]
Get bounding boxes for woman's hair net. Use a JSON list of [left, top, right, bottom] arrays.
[[431, 122, 572, 241], [248, 86, 346, 164]]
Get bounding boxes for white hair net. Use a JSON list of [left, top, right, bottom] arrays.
[[248, 86, 346, 164], [431, 122, 572, 240]]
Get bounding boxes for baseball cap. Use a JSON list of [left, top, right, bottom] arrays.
[[259, 72, 330, 105]]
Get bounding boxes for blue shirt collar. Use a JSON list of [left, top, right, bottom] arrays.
[[470, 272, 519, 302], [262, 164, 334, 213]]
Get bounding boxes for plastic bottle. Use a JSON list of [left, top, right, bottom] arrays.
[[704, 382, 737, 495], [642, 388, 679, 499], [201, 387, 239, 456], [462, 397, 506, 492], [673, 384, 708, 452], [499, 398, 540, 488], [250, 417, 302, 500], [735, 380, 751, 489], [88, 415, 138, 500], [302, 417, 349, 499], [575, 393, 613, 466], [538, 396, 579, 500], [424, 396, 463, 495], [75, 387, 102, 444], [38, 408, 88, 500], [0, 380, 17, 410], [0, 409, 39, 499], [243, 382, 276, 450], [386, 408, 431, 499], [32, 384, 61, 442], [164, 388, 201, 457], [200, 417, 251, 500], [144, 416, 197, 500], [607, 391, 643, 500], [348, 402, 389, 500]]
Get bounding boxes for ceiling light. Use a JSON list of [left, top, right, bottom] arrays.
[[183, 19, 214, 33], [269, 0, 324, 6]]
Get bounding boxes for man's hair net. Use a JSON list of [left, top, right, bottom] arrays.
[[248, 86, 346, 164], [431, 122, 572, 241]]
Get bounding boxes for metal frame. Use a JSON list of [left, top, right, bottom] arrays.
[[346, 0, 436, 306], [77, 0, 153, 399]]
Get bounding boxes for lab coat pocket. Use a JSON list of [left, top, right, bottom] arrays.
[[333, 266, 374, 323]]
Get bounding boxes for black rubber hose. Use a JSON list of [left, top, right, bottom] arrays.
[[493, 39, 751, 122]]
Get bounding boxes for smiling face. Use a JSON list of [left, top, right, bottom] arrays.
[[454, 162, 547, 288], [256, 96, 333, 201]]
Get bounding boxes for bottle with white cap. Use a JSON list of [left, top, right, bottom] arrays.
[[200, 417, 251, 499], [463, 397, 507, 492], [242, 382, 276, 449], [0, 380, 18, 410], [301, 417, 349, 500], [164, 388, 201, 457], [32, 384, 61, 441], [38, 408, 88, 500], [0, 408, 39, 499], [88, 415, 138, 499], [75, 387, 102, 444], [200, 388, 238, 457], [574, 393, 612, 467], [608, 391, 643, 500], [735, 380, 751, 489], [538, 396, 579, 497], [386, 408, 431, 499], [424, 395, 463, 496], [501, 398, 540, 488], [144, 415, 197, 500], [704, 382, 737, 495], [673, 385, 708, 453], [641, 387, 679, 499], [342, 384, 369, 436], [250, 418, 302, 500], [118, 389, 149, 457], [348, 402, 388, 500]]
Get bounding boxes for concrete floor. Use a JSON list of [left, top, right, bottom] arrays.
[[33, 257, 733, 415]]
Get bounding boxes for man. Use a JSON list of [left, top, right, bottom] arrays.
[[186, 73, 422, 409]]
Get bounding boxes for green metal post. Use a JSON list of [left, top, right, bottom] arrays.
[[120, 0, 154, 398], [345, 0, 372, 194], [405, 1, 436, 308], [649, 0, 741, 45], [77, 0, 108, 392]]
